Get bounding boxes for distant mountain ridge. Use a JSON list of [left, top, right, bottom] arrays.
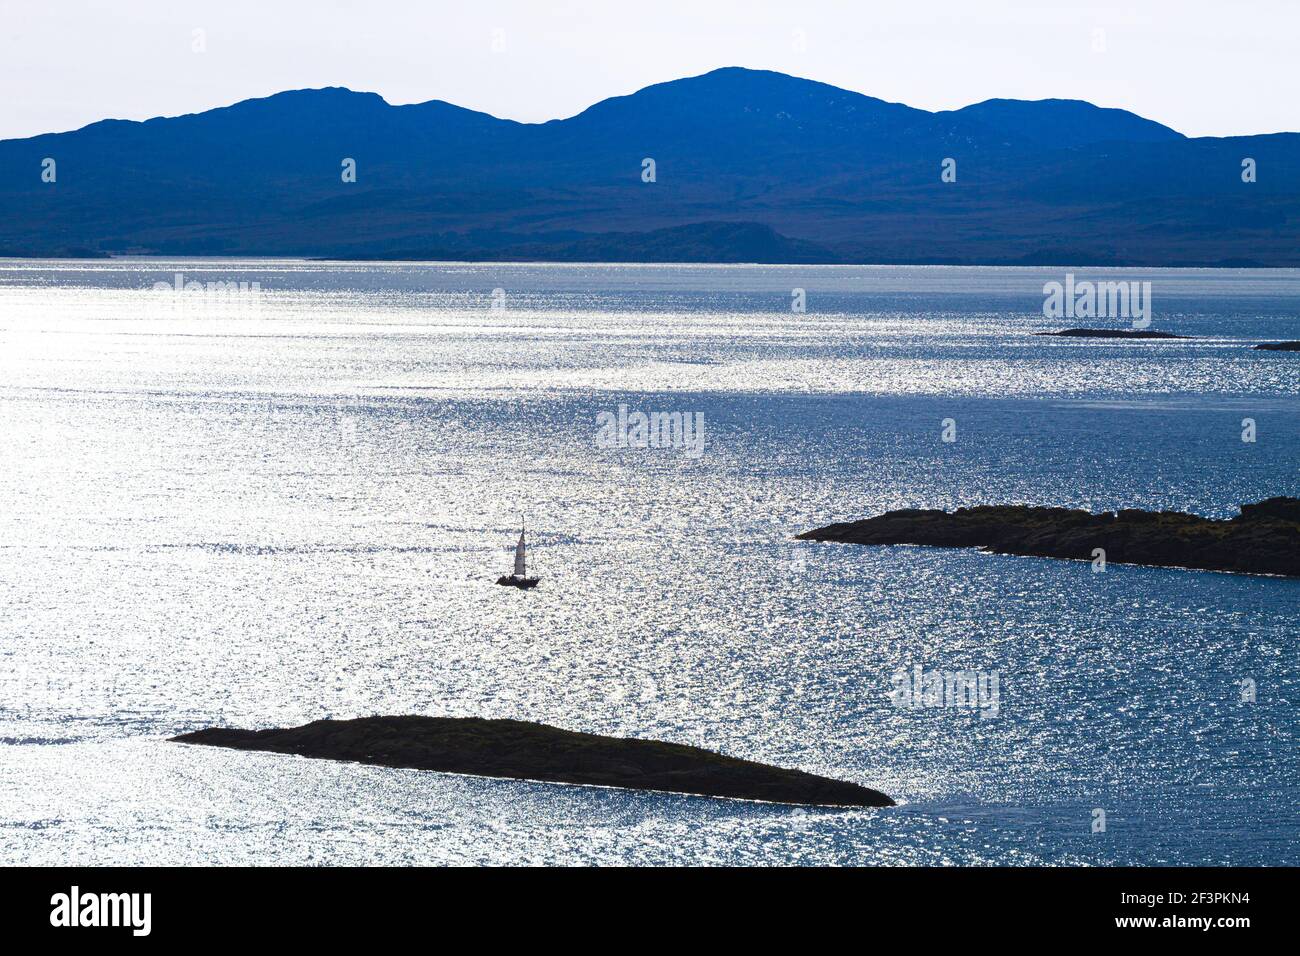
[[944, 98, 1186, 147], [1, 67, 1296, 265]]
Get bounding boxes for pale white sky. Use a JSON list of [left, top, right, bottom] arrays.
[[1, 1, 1296, 140]]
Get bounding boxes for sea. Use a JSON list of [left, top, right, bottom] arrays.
[[1, 259, 1296, 865]]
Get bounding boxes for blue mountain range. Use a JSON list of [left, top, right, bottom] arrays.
[[1, 67, 1295, 265]]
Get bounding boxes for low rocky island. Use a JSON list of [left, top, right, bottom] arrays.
[[172, 715, 893, 808], [1254, 341, 1300, 351], [1034, 328, 1186, 339], [798, 497, 1300, 577]]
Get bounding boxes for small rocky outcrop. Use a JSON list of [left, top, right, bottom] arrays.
[[172, 716, 893, 808], [1034, 328, 1186, 339], [798, 498, 1300, 577]]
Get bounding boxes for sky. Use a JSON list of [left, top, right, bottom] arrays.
[[1, 1, 1297, 141]]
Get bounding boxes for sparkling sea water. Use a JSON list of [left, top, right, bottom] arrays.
[[1, 259, 1296, 865]]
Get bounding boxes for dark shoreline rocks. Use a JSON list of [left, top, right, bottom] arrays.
[[1254, 341, 1300, 351], [798, 497, 1300, 577], [172, 715, 893, 808], [1034, 328, 1186, 339]]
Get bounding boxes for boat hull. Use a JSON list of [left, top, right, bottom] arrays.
[[496, 575, 540, 590]]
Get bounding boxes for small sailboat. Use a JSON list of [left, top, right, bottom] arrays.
[[496, 523, 540, 589]]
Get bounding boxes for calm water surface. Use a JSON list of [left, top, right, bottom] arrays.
[[1, 260, 1296, 865]]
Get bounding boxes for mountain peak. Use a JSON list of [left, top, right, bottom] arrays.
[[948, 97, 1184, 145], [553, 66, 924, 140], [208, 86, 390, 118]]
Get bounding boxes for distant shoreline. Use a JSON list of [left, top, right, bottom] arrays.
[[1, 251, 1293, 269]]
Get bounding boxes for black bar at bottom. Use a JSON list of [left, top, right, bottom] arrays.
[[0, 866, 1278, 941]]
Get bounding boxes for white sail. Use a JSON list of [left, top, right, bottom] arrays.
[[513, 529, 526, 577]]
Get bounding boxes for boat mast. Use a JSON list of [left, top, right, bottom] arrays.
[[514, 516, 527, 578]]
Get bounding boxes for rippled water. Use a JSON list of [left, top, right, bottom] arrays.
[[1, 260, 1297, 865]]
